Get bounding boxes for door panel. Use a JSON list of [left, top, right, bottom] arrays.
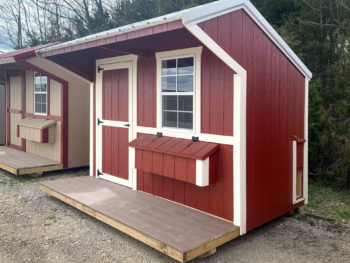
[[102, 126, 129, 180], [102, 69, 129, 122], [8, 76, 25, 149]]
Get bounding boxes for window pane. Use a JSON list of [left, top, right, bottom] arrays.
[[161, 76, 176, 92], [35, 94, 42, 103], [163, 95, 177, 111], [41, 103, 47, 114], [34, 84, 41, 92], [42, 94, 47, 104], [178, 112, 193, 129], [163, 111, 177, 128], [161, 59, 176, 75], [35, 103, 41, 113], [178, 57, 194, 75], [178, 96, 193, 112], [177, 75, 193, 92]]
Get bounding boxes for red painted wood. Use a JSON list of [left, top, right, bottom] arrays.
[[201, 10, 306, 230], [174, 157, 187, 182], [41, 128, 49, 143], [103, 69, 128, 122], [138, 145, 233, 221], [40, 20, 183, 57], [186, 159, 196, 185], [152, 152, 163, 175], [142, 150, 153, 173], [129, 135, 219, 160], [163, 154, 175, 179]]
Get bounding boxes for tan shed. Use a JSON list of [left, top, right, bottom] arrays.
[[0, 44, 91, 175]]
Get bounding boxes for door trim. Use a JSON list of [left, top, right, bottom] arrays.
[[96, 55, 138, 189]]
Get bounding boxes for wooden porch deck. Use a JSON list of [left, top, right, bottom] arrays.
[[41, 176, 240, 262], [0, 146, 63, 175]]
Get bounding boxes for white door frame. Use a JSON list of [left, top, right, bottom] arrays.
[[95, 55, 138, 189]]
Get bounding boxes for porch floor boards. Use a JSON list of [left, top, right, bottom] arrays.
[[40, 176, 240, 262], [0, 146, 63, 175]]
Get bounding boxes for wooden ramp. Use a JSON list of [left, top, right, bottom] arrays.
[[0, 146, 63, 175], [41, 176, 240, 262]]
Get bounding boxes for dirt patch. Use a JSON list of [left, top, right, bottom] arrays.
[[0, 169, 350, 263]]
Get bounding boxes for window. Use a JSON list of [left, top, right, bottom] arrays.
[[34, 72, 48, 115], [161, 57, 194, 130]]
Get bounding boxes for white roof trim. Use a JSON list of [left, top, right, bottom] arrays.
[[37, 0, 312, 80], [0, 57, 16, 65]]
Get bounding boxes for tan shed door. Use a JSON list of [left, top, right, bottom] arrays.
[[8, 76, 25, 151]]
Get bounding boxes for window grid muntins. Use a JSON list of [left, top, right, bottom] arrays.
[[34, 72, 48, 116], [161, 56, 194, 130]]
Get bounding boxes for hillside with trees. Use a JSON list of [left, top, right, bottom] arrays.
[[0, 0, 349, 188]]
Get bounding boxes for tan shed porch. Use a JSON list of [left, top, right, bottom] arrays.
[[40, 176, 240, 262], [0, 146, 63, 175]]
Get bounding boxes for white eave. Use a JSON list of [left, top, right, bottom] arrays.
[[37, 0, 312, 80], [0, 57, 15, 65]]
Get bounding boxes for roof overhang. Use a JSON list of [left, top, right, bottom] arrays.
[[37, 0, 312, 80]]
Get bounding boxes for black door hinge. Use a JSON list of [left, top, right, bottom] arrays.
[[97, 118, 104, 126], [97, 65, 104, 73], [97, 170, 103, 177]]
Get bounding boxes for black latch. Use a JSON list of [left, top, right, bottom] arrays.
[[97, 118, 104, 125], [192, 136, 199, 142], [157, 132, 163, 137], [124, 124, 130, 127], [97, 170, 103, 177], [97, 65, 104, 73], [187, 136, 199, 147]]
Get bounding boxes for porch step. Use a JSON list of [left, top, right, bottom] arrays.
[[0, 146, 62, 175], [40, 176, 240, 262]]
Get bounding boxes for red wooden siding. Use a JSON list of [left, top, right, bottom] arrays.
[[137, 144, 233, 221], [200, 10, 306, 231], [133, 30, 234, 221], [137, 57, 156, 127]]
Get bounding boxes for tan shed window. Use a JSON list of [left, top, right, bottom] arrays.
[[34, 72, 48, 116]]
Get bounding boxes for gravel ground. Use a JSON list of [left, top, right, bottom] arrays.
[[0, 169, 350, 263]]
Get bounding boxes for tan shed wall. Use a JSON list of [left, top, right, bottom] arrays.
[[27, 57, 90, 168], [26, 122, 61, 162], [24, 69, 61, 162], [50, 80, 61, 116]]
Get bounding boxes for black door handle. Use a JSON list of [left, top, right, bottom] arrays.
[[124, 124, 130, 127]]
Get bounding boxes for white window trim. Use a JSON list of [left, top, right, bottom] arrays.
[[156, 46, 203, 135], [33, 72, 48, 116]]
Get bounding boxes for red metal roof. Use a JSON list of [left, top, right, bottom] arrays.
[[129, 134, 219, 160], [0, 42, 61, 62]]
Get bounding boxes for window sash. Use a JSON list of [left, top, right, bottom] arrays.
[[161, 56, 194, 130], [34, 72, 48, 116]]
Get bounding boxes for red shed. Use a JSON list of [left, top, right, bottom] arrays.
[[38, 0, 312, 261]]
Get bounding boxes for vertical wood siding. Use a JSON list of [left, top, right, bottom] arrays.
[[137, 144, 233, 221], [200, 10, 306, 231], [135, 29, 234, 221]]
